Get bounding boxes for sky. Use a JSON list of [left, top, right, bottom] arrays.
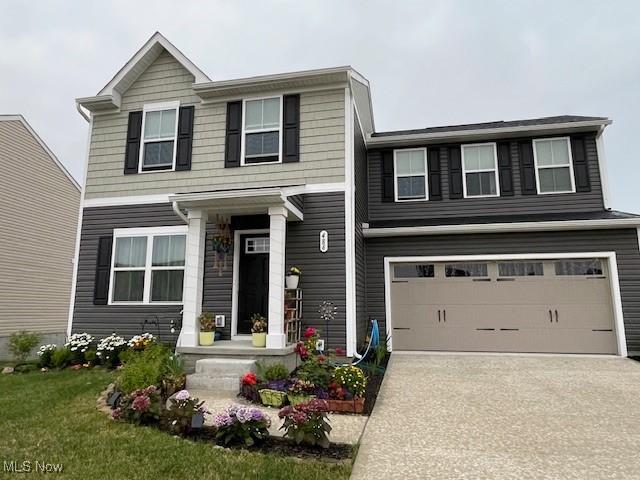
[[1, 0, 639, 212]]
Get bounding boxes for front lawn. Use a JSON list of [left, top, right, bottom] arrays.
[[0, 368, 352, 480]]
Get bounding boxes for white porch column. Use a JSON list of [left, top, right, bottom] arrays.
[[177, 209, 208, 348], [266, 206, 288, 349]]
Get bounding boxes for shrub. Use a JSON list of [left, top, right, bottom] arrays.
[[65, 332, 94, 365], [84, 349, 98, 366], [279, 399, 331, 448], [96, 333, 127, 368], [212, 404, 271, 446], [117, 344, 172, 394], [51, 347, 72, 369], [8, 331, 41, 363], [333, 365, 367, 397], [127, 333, 156, 351], [36, 344, 57, 369], [256, 361, 289, 382], [163, 390, 209, 435], [296, 359, 334, 389], [162, 354, 186, 398], [113, 385, 162, 425]]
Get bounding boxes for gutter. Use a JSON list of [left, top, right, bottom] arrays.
[[172, 201, 188, 223], [362, 218, 640, 238]]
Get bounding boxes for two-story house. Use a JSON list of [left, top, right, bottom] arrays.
[[69, 33, 640, 367]]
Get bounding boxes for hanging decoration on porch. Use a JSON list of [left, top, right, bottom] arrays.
[[211, 215, 233, 276]]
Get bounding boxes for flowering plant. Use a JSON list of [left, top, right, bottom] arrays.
[[241, 372, 258, 386], [250, 314, 268, 334], [113, 385, 162, 425], [288, 266, 301, 276], [164, 389, 209, 435], [36, 344, 57, 369], [198, 312, 216, 332], [288, 378, 315, 395], [239, 372, 261, 402], [278, 399, 331, 448], [328, 381, 350, 400], [333, 365, 367, 397], [96, 333, 127, 368], [212, 404, 271, 446], [128, 333, 156, 351], [65, 333, 94, 365]]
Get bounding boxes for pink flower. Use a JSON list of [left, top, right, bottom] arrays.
[[303, 327, 316, 339], [131, 395, 151, 412], [335, 347, 346, 356]]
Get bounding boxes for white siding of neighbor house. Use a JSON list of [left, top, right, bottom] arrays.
[[84, 50, 346, 199], [0, 120, 80, 337]]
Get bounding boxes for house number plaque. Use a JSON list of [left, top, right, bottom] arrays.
[[319, 230, 329, 253]]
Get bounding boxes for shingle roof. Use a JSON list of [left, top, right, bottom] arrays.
[[372, 115, 609, 138]]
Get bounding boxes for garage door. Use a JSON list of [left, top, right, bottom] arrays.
[[390, 258, 617, 354]]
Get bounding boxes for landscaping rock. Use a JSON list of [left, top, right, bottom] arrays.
[[2, 366, 14, 374]]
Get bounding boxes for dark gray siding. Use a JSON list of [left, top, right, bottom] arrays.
[[287, 193, 346, 349], [354, 112, 369, 348], [368, 133, 604, 222], [365, 229, 640, 353], [287, 194, 304, 212], [72, 204, 184, 342]]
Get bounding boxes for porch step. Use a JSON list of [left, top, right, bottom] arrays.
[[186, 358, 256, 393]]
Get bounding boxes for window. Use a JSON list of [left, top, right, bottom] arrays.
[[498, 262, 544, 277], [394, 264, 435, 278], [533, 138, 575, 194], [445, 263, 488, 277], [242, 97, 281, 165], [140, 102, 179, 172], [461, 144, 499, 198], [394, 149, 428, 201], [554, 259, 603, 276], [245, 237, 269, 254], [110, 226, 187, 304]]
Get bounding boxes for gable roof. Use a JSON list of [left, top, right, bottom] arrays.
[[0, 115, 80, 191]]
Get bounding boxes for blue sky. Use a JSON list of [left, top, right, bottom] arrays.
[[1, 0, 638, 212]]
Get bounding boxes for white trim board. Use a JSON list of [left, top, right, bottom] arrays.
[[231, 229, 270, 339], [344, 86, 357, 357], [461, 142, 500, 198], [393, 148, 429, 202], [84, 194, 172, 208], [383, 252, 627, 356], [363, 218, 640, 238]]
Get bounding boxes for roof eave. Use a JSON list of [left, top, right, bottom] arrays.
[[75, 93, 122, 113]]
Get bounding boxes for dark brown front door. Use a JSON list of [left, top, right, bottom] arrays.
[[237, 234, 269, 335]]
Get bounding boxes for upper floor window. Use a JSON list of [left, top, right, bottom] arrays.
[[394, 148, 428, 201], [533, 138, 576, 194], [461, 143, 499, 198], [110, 226, 187, 304], [140, 101, 179, 172], [242, 97, 282, 165]]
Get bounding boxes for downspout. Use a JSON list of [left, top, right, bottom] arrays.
[[172, 201, 188, 223], [595, 124, 612, 211]]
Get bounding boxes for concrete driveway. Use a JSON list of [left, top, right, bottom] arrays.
[[352, 354, 640, 480]]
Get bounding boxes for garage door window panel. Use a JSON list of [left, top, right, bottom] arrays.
[[462, 144, 499, 198], [394, 149, 428, 201], [554, 259, 603, 276], [498, 262, 544, 277], [445, 263, 488, 278], [394, 264, 435, 279]]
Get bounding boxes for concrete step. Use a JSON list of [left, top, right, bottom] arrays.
[[186, 374, 244, 392], [194, 358, 256, 376]]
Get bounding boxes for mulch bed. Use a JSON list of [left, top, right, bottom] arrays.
[[363, 354, 390, 415]]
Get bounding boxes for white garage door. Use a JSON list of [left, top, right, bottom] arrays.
[[390, 258, 617, 354]]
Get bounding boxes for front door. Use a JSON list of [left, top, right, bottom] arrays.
[[237, 234, 269, 335]]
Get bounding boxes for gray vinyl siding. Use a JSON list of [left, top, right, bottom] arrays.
[[72, 204, 184, 342], [84, 50, 345, 200], [287, 193, 347, 349], [368, 134, 604, 222], [0, 119, 80, 337], [353, 111, 369, 348], [364, 229, 640, 353], [287, 195, 304, 212]]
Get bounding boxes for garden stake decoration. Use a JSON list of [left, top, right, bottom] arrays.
[[318, 301, 338, 350], [211, 215, 232, 276]]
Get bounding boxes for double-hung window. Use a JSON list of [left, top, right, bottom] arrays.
[[110, 226, 187, 304], [242, 97, 282, 165], [461, 143, 499, 198], [394, 148, 428, 201], [140, 101, 179, 172], [533, 137, 575, 194]]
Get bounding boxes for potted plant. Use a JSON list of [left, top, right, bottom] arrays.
[[198, 312, 215, 346], [251, 313, 268, 347], [285, 266, 301, 289], [287, 378, 316, 406]]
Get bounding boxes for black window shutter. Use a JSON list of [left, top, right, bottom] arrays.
[[283, 94, 300, 163], [124, 111, 143, 174], [571, 136, 591, 192], [448, 146, 463, 199], [175, 106, 194, 171], [381, 150, 394, 202], [427, 147, 442, 200], [225, 101, 242, 168], [93, 236, 113, 305], [497, 142, 514, 196], [518, 141, 537, 195]]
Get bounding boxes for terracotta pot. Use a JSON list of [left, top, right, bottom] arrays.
[[199, 331, 214, 346], [285, 274, 299, 289], [327, 397, 365, 413], [252, 332, 267, 348]]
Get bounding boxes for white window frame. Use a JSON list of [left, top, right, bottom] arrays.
[[532, 137, 576, 195], [245, 237, 270, 254], [108, 225, 188, 305], [393, 147, 429, 202], [240, 95, 283, 166], [138, 101, 180, 173], [461, 142, 500, 198]]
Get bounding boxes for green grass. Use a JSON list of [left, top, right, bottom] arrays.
[[0, 369, 352, 479]]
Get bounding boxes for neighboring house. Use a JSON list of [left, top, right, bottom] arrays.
[[0, 115, 80, 359], [70, 32, 640, 365]]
